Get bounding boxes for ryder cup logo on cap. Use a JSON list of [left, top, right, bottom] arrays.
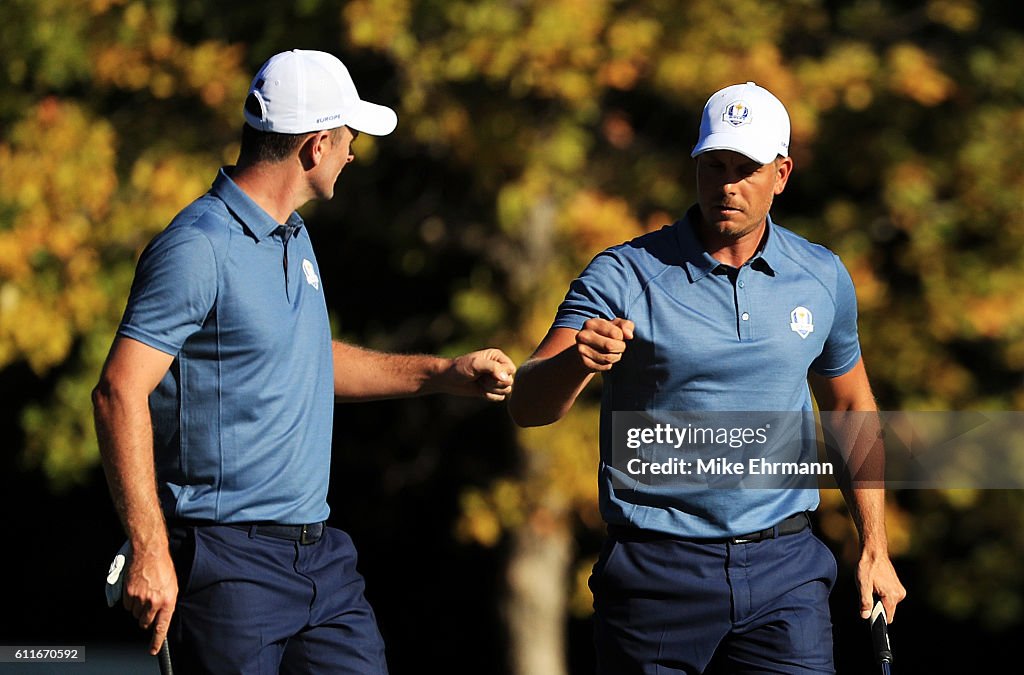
[[691, 81, 790, 165], [723, 101, 751, 126], [244, 49, 398, 136]]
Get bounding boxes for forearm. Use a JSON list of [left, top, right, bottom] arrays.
[[844, 484, 888, 554], [332, 340, 449, 401], [508, 348, 595, 427], [826, 406, 888, 552], [813, 361, 892, 550], [93, 383, 169, 553], [828, 407, 887, 548], [334, 341, 516, 402]]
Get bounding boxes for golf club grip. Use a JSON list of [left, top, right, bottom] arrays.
[[158, 639, 173, 675], [869, 600, 893, 665]]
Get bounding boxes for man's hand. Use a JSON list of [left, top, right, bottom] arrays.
[[441, 348, 516, 401], [123, 547, 178, 656], [856, 546, 906, 623], [576, 318, 634, 371]]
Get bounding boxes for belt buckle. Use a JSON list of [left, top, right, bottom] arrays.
[[299, 524, 315, 545], [731, 526, 774, 545]]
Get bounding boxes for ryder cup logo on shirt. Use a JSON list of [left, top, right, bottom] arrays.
[[302, 259, 320, 290], [723, 100, 751, 126], [789, 306, 814, 339]]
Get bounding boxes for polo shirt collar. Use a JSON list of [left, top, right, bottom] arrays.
[[211, 167, 305, 242], [677, 205, 778, 282], [755, 217, 781, 275]]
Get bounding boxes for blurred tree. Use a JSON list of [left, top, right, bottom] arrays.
[[0, 0, 248, 486], [3, 0, 1024, 672]]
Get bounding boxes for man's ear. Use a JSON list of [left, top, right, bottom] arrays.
[[773, 156, 794, 195], [299, 131, 330, 170]]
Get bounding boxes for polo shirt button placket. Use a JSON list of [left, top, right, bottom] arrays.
[[736, 269, 751, 341], [276, 224, 298, 301]]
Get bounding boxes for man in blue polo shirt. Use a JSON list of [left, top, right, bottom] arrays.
[[93, 50, 515, 674], [509, 82, 905, 673]]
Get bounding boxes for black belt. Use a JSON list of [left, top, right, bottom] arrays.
[[608, 512, 810, 545], [170, 519, 326, 545], [227, 522, 325, 545]]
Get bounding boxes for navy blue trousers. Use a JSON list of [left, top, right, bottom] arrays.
[[591, 526, 837, 674], [168, 524, 387, 674]]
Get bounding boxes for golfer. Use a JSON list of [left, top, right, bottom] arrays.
[[509, 82, 905, 673], [93, 49, 514, 674]]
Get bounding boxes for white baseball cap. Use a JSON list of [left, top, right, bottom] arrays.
[[691, 81, 790, 165], [244, 49, 398, 136]]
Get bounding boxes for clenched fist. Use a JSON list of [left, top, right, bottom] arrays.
[[576, 318, 634, 372]]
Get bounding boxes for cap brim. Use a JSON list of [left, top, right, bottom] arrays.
[[346, 100, 398, 136], [691, 132, 778, 165]]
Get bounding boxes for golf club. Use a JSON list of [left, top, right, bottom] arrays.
[[157, 640, 173, 675], [105, 542, 174, 675], [869, 597, 893, 674]]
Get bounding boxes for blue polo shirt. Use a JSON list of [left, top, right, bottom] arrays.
[[118, 168, 334, 524], [553, 206, 861, 538]]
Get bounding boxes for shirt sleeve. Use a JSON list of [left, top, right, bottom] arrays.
[[552, 249, 634, 331], [810, 254, 861, 377], [117, 225, 218, 356]]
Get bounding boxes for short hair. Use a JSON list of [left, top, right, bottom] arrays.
[[239, 125, 307, 164]]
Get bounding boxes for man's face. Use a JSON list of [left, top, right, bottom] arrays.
[[311, 126, 358, 200], [695, 150, 792, 240]]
